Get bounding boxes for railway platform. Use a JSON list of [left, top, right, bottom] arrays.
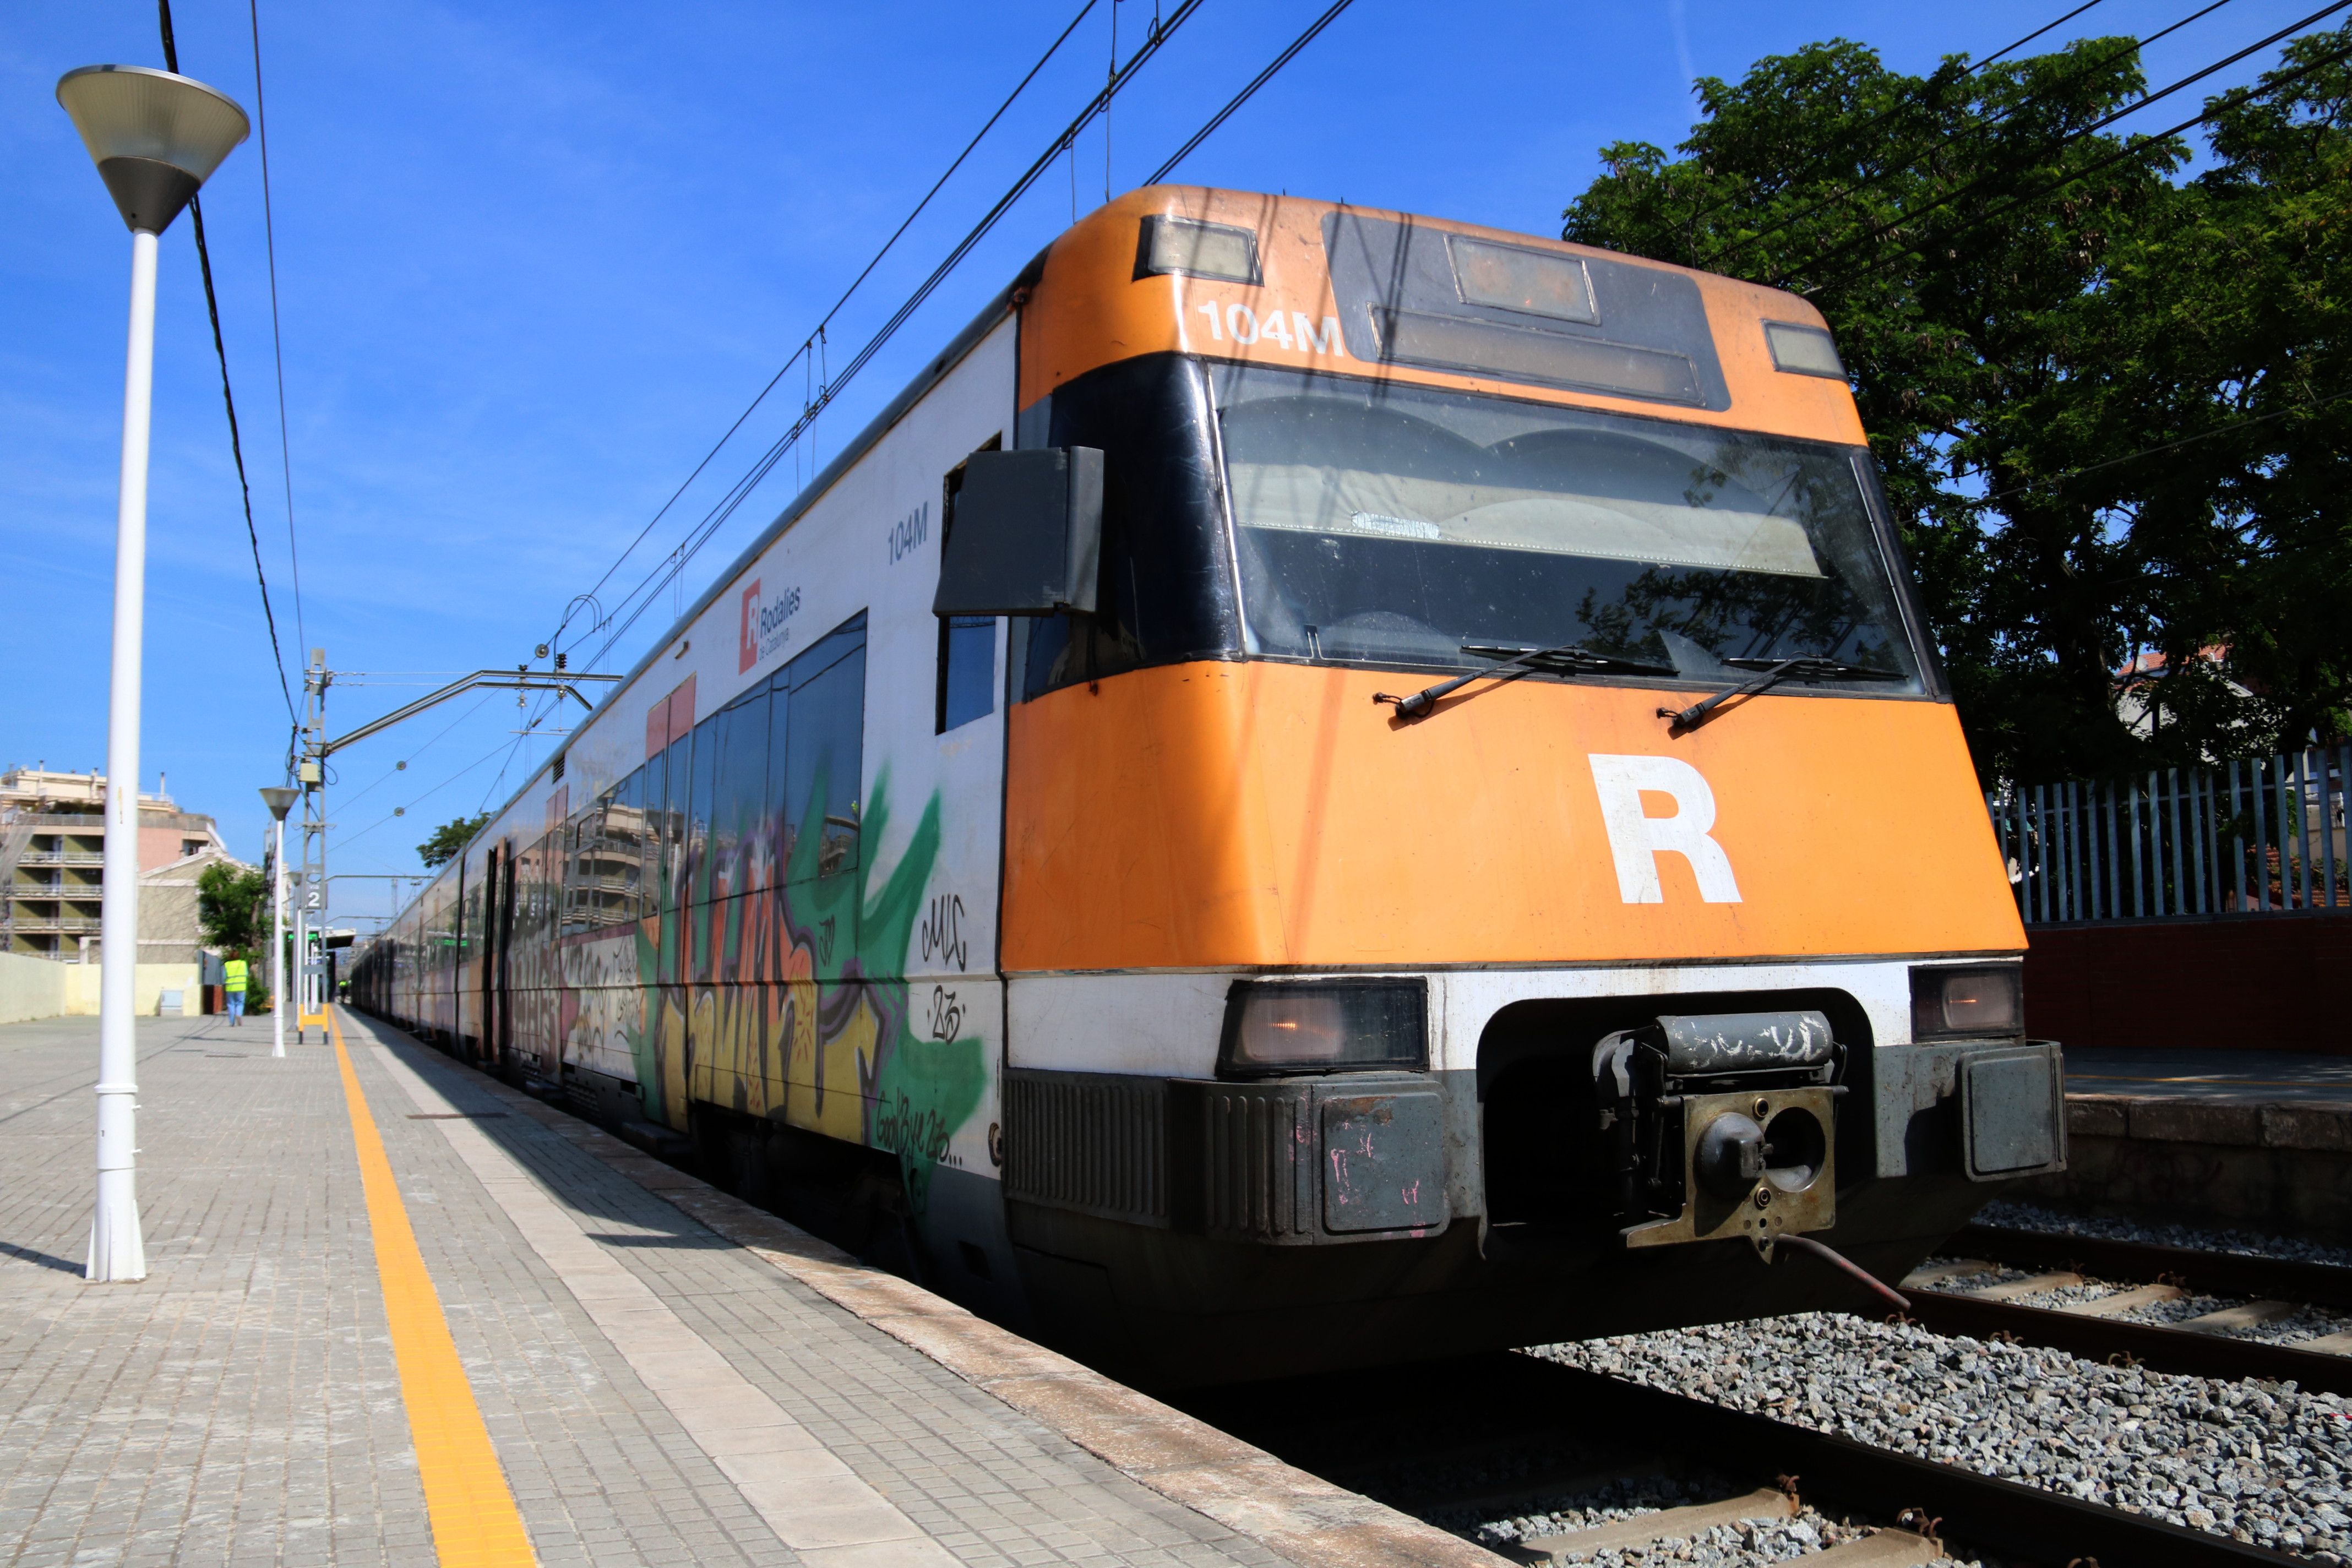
[[0, 1009, 1493, 1568], [2021, 1044, 2352, 1239]]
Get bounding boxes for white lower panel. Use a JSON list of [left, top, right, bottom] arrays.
[[1008, 957, 1945, 1077]]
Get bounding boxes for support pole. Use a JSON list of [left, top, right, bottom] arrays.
[[270, 811, 286, 1058], [90, 226, 159, 1284]]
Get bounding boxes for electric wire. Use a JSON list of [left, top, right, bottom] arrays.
[[154, 1, 300, 737], [578, 0, 1205, 671], [330, 693, 494, 814], [1966, 388, 2352, 511], [1668, 0, 2112, 244], [1772, 1, 2352, 288], [412, 0, 1375, 885], [246, 0, 308, 664], [1701, 0, 2238, 270], [1144, 0, 1359, 184], [575, 0, 1208, 676], [553, 0, 1103, 655], [340, 733, 521, 853]]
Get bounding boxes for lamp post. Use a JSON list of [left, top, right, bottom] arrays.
[[259, 787, 297, 1059], [58, 65, 249, 1284]]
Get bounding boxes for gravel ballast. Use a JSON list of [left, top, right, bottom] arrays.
[[1453, 1472, 1967, 1565], [1980, 1199, 2352, 1270], [1536, 1313, 2352, 1558]]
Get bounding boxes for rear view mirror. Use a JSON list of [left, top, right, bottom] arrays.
[[933, 447, 1103, 617]]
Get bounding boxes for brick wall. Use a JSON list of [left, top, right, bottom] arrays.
[[2024, 913, 2352, 1052]]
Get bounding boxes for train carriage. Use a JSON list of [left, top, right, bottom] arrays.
[[351, 186, 2062, 1389]]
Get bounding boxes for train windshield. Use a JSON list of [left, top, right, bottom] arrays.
[[1212, 364, 1924, 690]]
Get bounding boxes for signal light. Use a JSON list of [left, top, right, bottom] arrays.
[[1764, 320, 1845, 379], [1217, 978, 1427, 1077], [1137, 215, 1260, 285], [1910, 964, 2023, 1041]]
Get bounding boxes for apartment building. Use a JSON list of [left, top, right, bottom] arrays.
[[0, 767, 250, 962]]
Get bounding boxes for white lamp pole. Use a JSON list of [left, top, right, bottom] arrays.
[[59, 65, 249, 1283], [259, 787, 297, 1058]]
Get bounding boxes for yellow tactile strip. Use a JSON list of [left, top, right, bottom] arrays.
[[329, 1010, 537, 1568], [349, 1013, 1506, 1568]]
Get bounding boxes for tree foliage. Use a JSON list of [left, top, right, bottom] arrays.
[[417, 812, 491, 869], [1564, 25, 2352, 783], [195, 863, 268, 954]]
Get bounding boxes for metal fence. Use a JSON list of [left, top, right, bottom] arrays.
[[1988, 745, 2351, 925]]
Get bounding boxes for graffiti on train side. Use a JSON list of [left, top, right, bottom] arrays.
[[534, 768, 984, 1211]]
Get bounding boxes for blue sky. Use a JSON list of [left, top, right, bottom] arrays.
[[2, 0, 2321, 930]]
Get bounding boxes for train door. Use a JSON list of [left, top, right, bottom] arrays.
[[474, 843, 499, 1068], [496, 845, 518, 1071]]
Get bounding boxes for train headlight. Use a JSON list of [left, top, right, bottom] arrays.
[[1218, 978, 1428, 1077], [1910, 963, 2024, 1041]]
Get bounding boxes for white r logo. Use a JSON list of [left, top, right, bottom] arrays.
[[1588, 754, 1744, 905]]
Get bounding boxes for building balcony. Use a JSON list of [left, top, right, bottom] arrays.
[[2, 913, 104, 933]]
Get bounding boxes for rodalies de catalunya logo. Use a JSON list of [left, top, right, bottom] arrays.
[[738, 578, 802, 672]]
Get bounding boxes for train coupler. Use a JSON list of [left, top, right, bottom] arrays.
[[1593, 1011, 1844, 1252]]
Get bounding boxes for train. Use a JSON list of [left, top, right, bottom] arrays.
[[349, 186, 2063, 1390]]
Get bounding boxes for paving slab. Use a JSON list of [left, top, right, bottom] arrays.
[[0, 1009, 1497, 1568]]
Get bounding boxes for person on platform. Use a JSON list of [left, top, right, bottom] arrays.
[[222, 955, 249, 1026]]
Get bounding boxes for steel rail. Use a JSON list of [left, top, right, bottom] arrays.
[[1182, 1352, 2301, 1566], [1957, 1223, 2352, 1310], [1523, 1359, 2301, 1566], [1902, 1289, 2352, 1395]]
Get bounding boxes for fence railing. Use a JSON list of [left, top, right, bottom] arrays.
[[1988, 744, 2350, 925]]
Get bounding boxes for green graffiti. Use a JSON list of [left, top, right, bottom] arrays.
[[846, 771, 986, 1211], [609, 764, 987, 1207]]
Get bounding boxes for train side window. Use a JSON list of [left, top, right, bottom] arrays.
[[764, 668, 792, 853], [937, 438, 1002, 734], [937, 616, 995, 733], [783, 618, 867, 884], [609, 767, 645, 921], [688, 714, 719, 898], [710, 693, 770, 894], [659, 729, 692, 913]]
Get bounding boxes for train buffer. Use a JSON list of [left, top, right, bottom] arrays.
[[0, 1009, 1499, 1568]]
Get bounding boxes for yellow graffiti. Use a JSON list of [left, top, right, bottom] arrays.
[[781, 941, 817, 1112], [692, 985, 771, 1120], [780, 984, 877, 1144]]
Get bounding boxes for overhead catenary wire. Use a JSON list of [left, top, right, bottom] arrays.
[[330, 692, 495, 815], [155, 0, 300, 736], [1144, 0, 1360, 184], [246, 0, 308, 665], [1674, 0, 2116, 241], [553, 0, 1105, 656], [1966, 386, 2352, 511], [1772, 0, 2352, 288], [434, 0, 1366, 863], [1701, 0, 2239, 271], [575, 0, 1209, 676], [340, 732, 524, 853]]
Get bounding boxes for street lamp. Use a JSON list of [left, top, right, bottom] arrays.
[[59, 64, 249, 1284], [259, 787, 297, 1060]]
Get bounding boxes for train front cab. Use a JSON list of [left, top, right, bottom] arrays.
[[980, 189, 2065, 1389]]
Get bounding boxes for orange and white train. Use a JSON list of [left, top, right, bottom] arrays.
[[350, 188, 2062, 1389]]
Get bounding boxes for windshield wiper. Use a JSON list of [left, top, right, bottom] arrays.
[[1374, 642, 1676, 721], [1660, 656, 1905, 733]]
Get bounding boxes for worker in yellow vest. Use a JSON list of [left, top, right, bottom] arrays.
[[222, 956, 249, 1026]]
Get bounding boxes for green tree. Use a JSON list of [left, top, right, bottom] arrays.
[[195, 863, 268, 952], [1562, 26, 2352, 783], [417, 812, 491, 869]]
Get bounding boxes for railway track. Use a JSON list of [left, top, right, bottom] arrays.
[[1899, 1224, 2352, 1395], [1183, 1351, 2307, 1566]]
